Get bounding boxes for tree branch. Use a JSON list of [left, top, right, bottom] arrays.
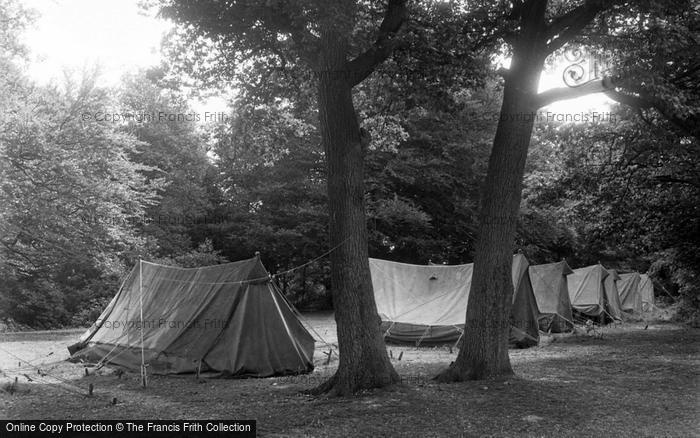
[[534, 76, 616, 108], [603, 88, 652, 109], [653, 175, 700, 188], [346, 0, 408, 87], [262, 10, 320, 65], [606, 86, 700, 139], [545, 0, 608, 54]]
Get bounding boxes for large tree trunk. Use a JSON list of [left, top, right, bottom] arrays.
[[312, 31, 399, 395], [435, 3, 547, 382]]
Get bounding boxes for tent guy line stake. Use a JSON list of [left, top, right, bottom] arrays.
[[0, 345, 111, 400], [383, 321, 396, 338], [452, 336, 462, 351]]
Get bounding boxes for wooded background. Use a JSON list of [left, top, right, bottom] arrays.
[[1, 0, 697, 330]]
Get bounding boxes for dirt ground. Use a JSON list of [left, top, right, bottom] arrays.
[[1, 313, 698, 437]]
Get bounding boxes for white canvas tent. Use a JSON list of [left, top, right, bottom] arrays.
[[528, 261, 574, 332], [370, 258, 472, 345], [370, 254, 539, 347], [567, 264, 609, 319]]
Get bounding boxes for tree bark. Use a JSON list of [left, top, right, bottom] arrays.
[[312, 31, 399, 395], [435, 0, 547, 382]]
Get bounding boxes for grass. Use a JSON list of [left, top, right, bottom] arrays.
[[1, 315, 698, 437]]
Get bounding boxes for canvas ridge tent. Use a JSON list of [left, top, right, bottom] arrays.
[[528, 261, 574, 332], [68, 256, 315, 377], [567, 264, 611, 320], [617, 272, 643, 314], [370, 254, 539, 348]]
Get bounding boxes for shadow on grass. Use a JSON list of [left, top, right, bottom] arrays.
[[2, 325, 698, 437]]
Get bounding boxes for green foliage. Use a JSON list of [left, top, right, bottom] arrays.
[[209, 97, 328, 295], [0, 69, 163, 325], [2, 0, 698, 328], [118, 68, 222, 259], [565, 0, 699, 138], [67, 274, 124, 327], [522, 106, 700, 314], [151, 239, 229, 268], [0, 2, 162, 327], [0, 0, 34, 61], [0, 278, 66, 328], [365, 106, 493, 263]]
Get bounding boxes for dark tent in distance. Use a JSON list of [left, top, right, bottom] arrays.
[[639, 274, 655, 311], [370, 254, 539, 348], [528, 261, 574, 333], [68, 256, 315, 377], [509, 254, 541, 348], [617, 272, 643, 314], [603, 269, 624, 321]]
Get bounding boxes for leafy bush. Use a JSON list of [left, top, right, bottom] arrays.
[[151, 239, 229, 268], [0, 279, 68, 329]]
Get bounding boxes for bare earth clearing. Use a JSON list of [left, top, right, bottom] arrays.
[[1, 312, 698, 437]]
